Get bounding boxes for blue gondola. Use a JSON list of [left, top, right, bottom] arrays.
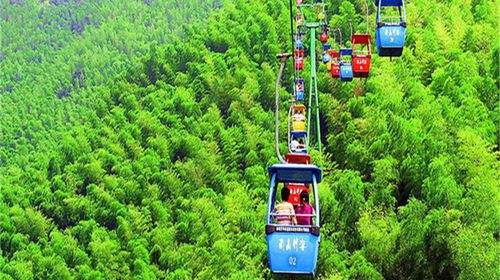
[[296, 40, 303, 49], [295, 91, 304, 101], [289, 131, 307, 154], [322, 53, 332, 64], [322, 44, 332, 63], [266, 164, 322, 275], [340, 64, 353, 81], [294, 78, 304, 101], [339, 48, 353, 82], [295, 32, 303, 49], [375, 0, 407, 57]]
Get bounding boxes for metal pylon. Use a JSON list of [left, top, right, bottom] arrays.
[[305, 23, 322, 154]]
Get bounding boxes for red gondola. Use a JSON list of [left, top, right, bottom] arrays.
[[295, 57, 304, 70], [329, 50, 340, 78], [295, 49, 304, 70], [320, 32, 328, 43], [351, 34, 372, 77]]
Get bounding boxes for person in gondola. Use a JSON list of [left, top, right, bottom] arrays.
[[295, 81, 304, 92], [293, 111, 305, 122], [293, 109, 306, 131], [291, 139, 300, 151], [295, 191, 315, 225], [297, 138, 306, 150], [274, 187, 297, 225]]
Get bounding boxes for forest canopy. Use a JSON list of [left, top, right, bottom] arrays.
[[0, 0, 498, 279]]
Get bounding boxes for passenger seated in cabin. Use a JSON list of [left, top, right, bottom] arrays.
[[297, 139, 306, 150], [295, 82, 304, 93], [274, 187, 297, 225], [293, 111, 306, 131], [291, 139, 300, 151], [295, 191, 315, 225], [292, 111, 306, 131], [293, 111, 305, 122]]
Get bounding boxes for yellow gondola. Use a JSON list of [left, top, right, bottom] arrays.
[[292, 104, 306, 132]]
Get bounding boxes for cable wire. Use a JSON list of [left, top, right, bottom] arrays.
[[275, 54, 292, 164]]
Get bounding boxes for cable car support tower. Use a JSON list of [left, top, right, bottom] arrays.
[[293, 2, 329, 154]]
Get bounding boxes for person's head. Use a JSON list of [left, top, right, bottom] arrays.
[[281, 187, 290, 202], [298, 138, 304, 144], [300, 191, 309, 205]]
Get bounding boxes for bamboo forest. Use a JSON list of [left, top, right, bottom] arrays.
[[0, 0, 498, 279]]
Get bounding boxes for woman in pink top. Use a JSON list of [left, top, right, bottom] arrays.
[[295, 191, 315, 225]]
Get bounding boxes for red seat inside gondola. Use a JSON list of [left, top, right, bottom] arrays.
[[351, 34, 372, 78], [284, 183, 310, 206], [284, 153, 311, 206]]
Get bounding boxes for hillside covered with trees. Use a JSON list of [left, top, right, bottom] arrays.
[[0, 0, 498, 279]]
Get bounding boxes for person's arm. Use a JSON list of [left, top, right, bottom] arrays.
[[290, 205, 298, 225]]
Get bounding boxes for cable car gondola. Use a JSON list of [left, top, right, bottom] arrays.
[[351, 34, 372, 77], [294, 78, 305, 101], [295, 32, 303, 49], [295, 49, 304, 70], [339, 48, 353, 82], [319, 32, 328, 43], [296, 12, 305, 29], [291, 104, 306, 132], [296, 39, 303, 49], [289, 131, 308, 154], [266, 164, 322, 275], [322, 44, 332, 64], [329, 49, 341, 78], [375, 0, 407, 57]]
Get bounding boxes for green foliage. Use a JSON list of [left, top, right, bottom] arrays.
[[0, 0, 498, 278]]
